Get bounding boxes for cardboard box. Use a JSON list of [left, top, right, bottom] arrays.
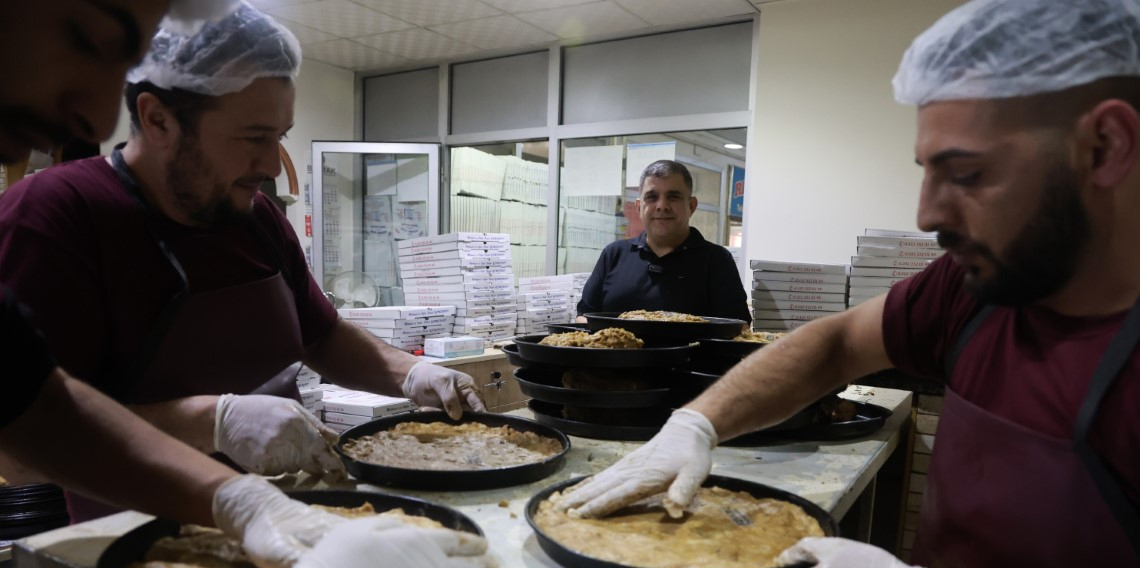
[[752, 309, 833, 322], [850, 255, 933, 269], [752, 271, 848, 285], [753, 299, 847, 312], [401, 240, 510, 256], [752, 319, 810, 331], [857, 235, 940, 249], [299, 388, 324, 405], [749, 260, 848, 275], [425, 336, 484, 357], [397, 232, 510, 250], [320, 389, 417, 417], [856, 246, 943, 259], [323, 411, 379, 427], [339, 306, 455, 320], [753, 280, 848, 294], [752, 290, 847, 303], [849, 267, 925, 278], [849, 276, 909, 288]]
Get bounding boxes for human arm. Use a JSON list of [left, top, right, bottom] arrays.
[[557, 295, 892, 518]]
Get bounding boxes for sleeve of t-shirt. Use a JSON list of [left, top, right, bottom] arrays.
[[576, 245, 613, 316], [706, 247, 752, 323], [881, 255, 983, 381], [254, 198, 339, 347], [0, 286, 57, 428]]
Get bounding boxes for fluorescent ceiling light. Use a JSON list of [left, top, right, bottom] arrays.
[[724, 143, 743, 150]]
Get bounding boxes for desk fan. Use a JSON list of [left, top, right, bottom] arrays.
[[325, 270, 380, 308]]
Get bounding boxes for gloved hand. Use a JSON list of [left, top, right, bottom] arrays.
[[555, 408, 717, 519], [777, 537, 917, 568], [403, 361, 486, 420], [295, 515, 498, 568], [215, 394, 345, 479], [213, 474, 348, 568]]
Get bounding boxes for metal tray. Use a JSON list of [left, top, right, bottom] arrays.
[[726, 401, 893, 446], [544, 322, 591, 334], [514, 367, 673, 408], [528, 400, 669, 441], [96, 490, 483, 568], [583, 312, 746, 342], [695, 337, 768, 362], [501, 342, 566, 374], [513, 334, 693, 368], [525, 475, 839, 568], [335, 411, 570, 490]]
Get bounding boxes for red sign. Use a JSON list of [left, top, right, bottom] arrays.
[[304, 214, 312, 237]]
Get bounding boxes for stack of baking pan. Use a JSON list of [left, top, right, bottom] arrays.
[[0, 483, 68, 543]]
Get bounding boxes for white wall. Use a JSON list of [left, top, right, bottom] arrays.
[[743, 0, 964, 265]]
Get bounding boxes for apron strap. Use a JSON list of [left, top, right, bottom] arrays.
[[943, 304, 996, 380], [1073, 299, 1140, 558]]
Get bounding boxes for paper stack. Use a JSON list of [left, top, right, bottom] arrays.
[[515, 275, 578, 334], [339, 306, 457, 354], [319, 384, 417, 434], [848, 229, 941, 307], [397, 233, 517, 343], [751, 260, 849, 332]]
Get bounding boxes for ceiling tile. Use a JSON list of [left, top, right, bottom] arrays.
[[517, 3, 649, 39], [429, 15, 558, 50], [273, 17, 338, 45], [268, 0, 413, 38], [354, 28, 477, 60], [352, 0, 502, 27], [248, 0, 317, 10], [479, 0, 597, 13], [303, 39, 410, 70], [615, 0, 756, 26]]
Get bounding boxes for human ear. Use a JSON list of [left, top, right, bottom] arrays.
[[689, 196, 698, 213], [134, 93, 181, 149], [1081, 100, 1140, 188]]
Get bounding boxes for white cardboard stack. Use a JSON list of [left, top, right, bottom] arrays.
[[397, 233, 517, 343], [296, 365, 324, 420], [515, 275, 578, 334], [751, 260, 849, 332], [319, 384, 418, 434], [339, 306, 456, 354], [848, 229, 941, 307]]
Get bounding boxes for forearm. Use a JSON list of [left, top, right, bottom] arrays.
[[0, 371, 234, 525], [304, 318, 418, 395], [689, 296, 891, 441], [129, 395, 220, 454]]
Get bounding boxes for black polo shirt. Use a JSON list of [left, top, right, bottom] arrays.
[[0, 285, 56, 427], [576, 228, 751, 322]]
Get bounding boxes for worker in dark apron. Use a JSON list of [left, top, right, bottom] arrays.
[[555, 1, 1140, 566]]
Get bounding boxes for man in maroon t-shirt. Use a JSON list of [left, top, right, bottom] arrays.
[[555, 1, 1140, 567]]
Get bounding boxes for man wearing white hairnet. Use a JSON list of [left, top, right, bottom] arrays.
[[0, 0, 482, 531], [554, 0, 1140, 566]]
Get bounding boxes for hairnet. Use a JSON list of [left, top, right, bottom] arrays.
[[127, 1, 301, 97], [893, 0, 1140, 106]]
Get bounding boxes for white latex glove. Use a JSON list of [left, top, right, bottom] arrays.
[[777, 537, 918, 568], [215, 394, 345, 479], [295, 515, 497, 568], [213, 474, 348, 568], [555, 408, 717, 519], [403, 361, 486, 420]]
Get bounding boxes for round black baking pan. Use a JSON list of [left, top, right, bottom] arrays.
[[525, 475, 838, 568], [527, 400, 669, 441], [335, 411, 569, 490], [96, 490, 483, 568], [501, 342, 567, 374], [696, 337, 768, 361], [514, 367, 674, 408], [0, 483, 68, 541], [544, 322, 591, 334], [513, 334, 693, 368], [726, 401, 893, 446], [583, 312, 746, 342]]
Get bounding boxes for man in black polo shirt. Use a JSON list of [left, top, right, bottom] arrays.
[[576, 160, 750, 322]]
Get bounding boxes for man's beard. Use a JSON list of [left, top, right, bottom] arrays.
[[938, 165, 1090, 306], [165, 137, 249, 228]]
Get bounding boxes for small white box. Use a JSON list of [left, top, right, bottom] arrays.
[[323, 411, 378, 427], [321, 390, 418, 417], [425, 336, 484, 358], [299, 388, 324, 405]]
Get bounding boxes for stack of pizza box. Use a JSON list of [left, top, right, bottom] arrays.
[[318, 384, 418, 434], [515, 275, 577, 334], [750, 260, 849, 332], [339, 306, 456, 354], [398, 232, 517, 344], [848, 229, 941, 307]]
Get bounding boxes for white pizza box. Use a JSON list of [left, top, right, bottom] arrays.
[[517, 274, 578, 285], [320, 389, 417, 418], [339, 306, 455, 320], [365, 324, 452, 339], [519, 306, 573, 318], [455, 313, 518, 326], [863, 228, 937, 238], [397, 232, 511, 250], [409, 297, 517, 309], [752, 319, 810, 331], [299, 388, 324, 405], [398, 258, 512, 273], [753, 280, 848, 294], [849, 276, 910, 288], [323, 411, 379, 427], [752, 309, 834, 322], [518, 312, 572, 325], [518, 291, 572, 301], [856, 246, 943, 259], [517, 281, 575, 293], [399, 249, 512, 264], [400, 240, 510, 256], [403, 290, 515, 303], [401, 283, 466, 294], [424, 336, 484, 358], [401, 274, 467, 286], [322, 421, 355, 434], [752, 290, 847, 303], [303, 401, 324, 419], [753, 300, 848, 313], [455, 305, 517, 317], [749, 260, 848, 275], [752, 271, 848, 285], [857, 235, 939, 250], [296, 366, 321, 391], [849, 267, 926, 278], [386, 339, 425, 351], [351, 315, 454, 329], [850, 255, 934, 269], [848, 286, 893, 299]]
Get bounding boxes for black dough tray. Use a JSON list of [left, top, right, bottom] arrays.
[[512, 334, 693, 368], [335, 411, 570, 490], [97, 489, 482, 568], [726, 401, 893, 446], [695, 337, 769, 361], [514, 367, 674, 408], [525, 475, 839, 568], [528, 400, 669, 441], [583, 312, 746, 341]]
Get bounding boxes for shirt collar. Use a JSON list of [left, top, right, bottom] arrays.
[[632, 228, 707, 253]]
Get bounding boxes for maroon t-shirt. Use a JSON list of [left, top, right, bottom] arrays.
[[883, 255, 1140, 501], [0, 157, 337, 397]]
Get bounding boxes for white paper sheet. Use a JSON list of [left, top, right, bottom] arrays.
[[564, 145, 623, 197], [397, 156, 429, 202], [625, 141, 676, 187]]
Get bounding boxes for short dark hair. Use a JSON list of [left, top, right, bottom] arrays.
[[639, 160, 693, 193], [125, 81, 218, 135]]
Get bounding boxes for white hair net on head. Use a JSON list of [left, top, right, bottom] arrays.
[[127, 1, 301, 97], [893, 0, 1140, 106]]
